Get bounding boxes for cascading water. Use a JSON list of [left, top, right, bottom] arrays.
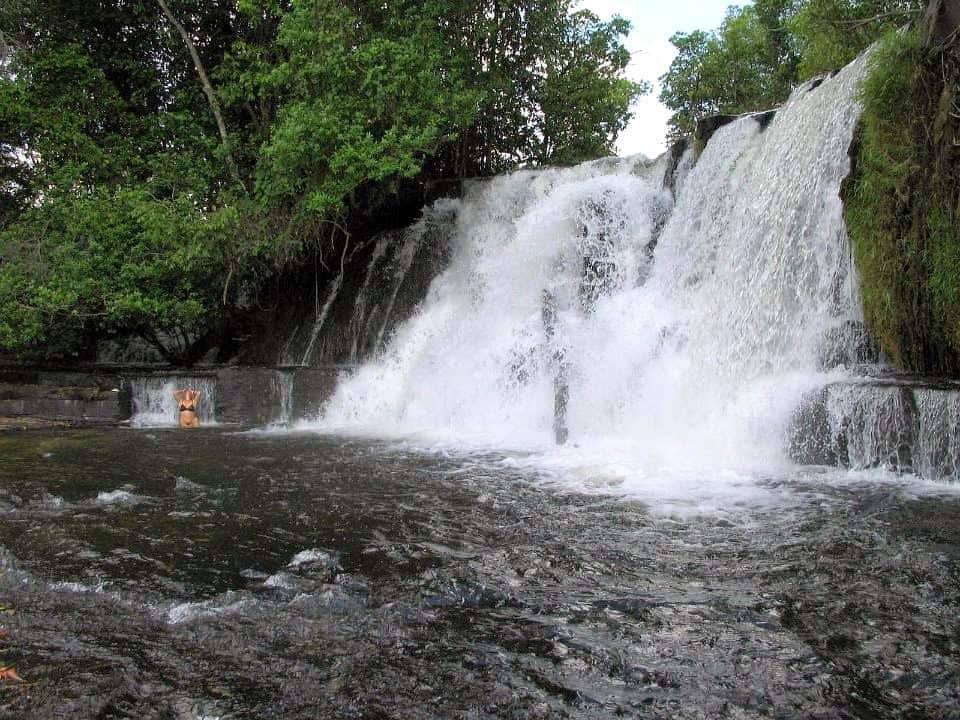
[[791, 379, 960, 476], [312, 55, 872, 485], [130, 375, 217, 426], [269, 370, 295, 427], [914, 387, 960, 477], [279, 202, 458, 368]]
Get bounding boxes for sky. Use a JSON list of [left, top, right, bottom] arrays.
[[582, 0, 735, 158]]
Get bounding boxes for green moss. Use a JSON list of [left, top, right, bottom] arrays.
[[845, 27, 960, 373], [928, 207, 960, 351]]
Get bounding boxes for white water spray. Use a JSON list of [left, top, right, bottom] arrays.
[[311, 57, 870, 485]]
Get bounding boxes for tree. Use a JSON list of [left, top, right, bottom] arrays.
[[790, 0, 924, 79], [424, 0, 646, 175], [243, 0, 478, 221], [533, 12, 647, 165], [156, 0, 244, 190], [658, 0, 922, 141], [0, 0, 238, 360], [0, 0, 645, 362], [658, 30, 726, 140]]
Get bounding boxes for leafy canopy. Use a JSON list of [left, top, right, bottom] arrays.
[[658, 0, 923, 141], [0, 0, 644, 362]]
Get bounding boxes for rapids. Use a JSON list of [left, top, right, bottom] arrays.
[[0, 429, 958, 719]]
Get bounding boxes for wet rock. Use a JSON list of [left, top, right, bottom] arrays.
[[286, 548, 341, 583], [817, 320, 880, 370], [662, 137, 689, 196], [787, 388, 839, 466], [695, 115, 740, 148], [922, 0, 960, 48], [420, 569, 515, 609], [788, 382, 928, 472]]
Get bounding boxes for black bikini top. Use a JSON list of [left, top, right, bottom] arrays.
[[178, 403, 197, 413]]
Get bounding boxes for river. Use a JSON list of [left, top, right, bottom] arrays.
[[0, 427, 957, 719]]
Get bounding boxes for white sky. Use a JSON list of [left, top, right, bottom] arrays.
[[583, 0, 736, 158]]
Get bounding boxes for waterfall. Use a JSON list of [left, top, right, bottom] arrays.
[[914, 387, 960, 477], [311, 55, 871, 474], [270, 370, 295, 427], [789, 380, 960, 478], [296, 271, 344, 367], [130, 375, 218, 427], [279, 202, 458, 367], [824, 383, 915, 469]]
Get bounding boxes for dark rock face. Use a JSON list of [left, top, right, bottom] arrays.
[[215, 368, 286, 426], [787, 377, 960, 478], [922, 0, 960, 47], [290, 367, 342, 421], [817, 320, 881, 370], [692, 110, 778, 157], [0, 381, 130, 423], [291, 203, 457, 367], [662, 137, 690, 196], [753, 109, 777, 131], [236, 179, 462, 367], [694, 114, 740, 148]]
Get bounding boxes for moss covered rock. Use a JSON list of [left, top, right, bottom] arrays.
[[844, 4, 960, 373]]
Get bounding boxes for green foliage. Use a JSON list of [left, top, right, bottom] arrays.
[[790, 0, 923, 79], [658, 0, 923, 140], [493, 6, 646, 168], [0, 0, 643, 362], [418, 0, 646, 174], [0, 188, 226, 361], [659, 3, 799, 140], [844, 27, 960, 372], [246, 0, 478, 221]]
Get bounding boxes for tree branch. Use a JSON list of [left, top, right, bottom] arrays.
[[155, 0, 246, 193], [835, 9, 921, 32]]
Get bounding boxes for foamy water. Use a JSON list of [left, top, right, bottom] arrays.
[[307, 55, 871, 505]]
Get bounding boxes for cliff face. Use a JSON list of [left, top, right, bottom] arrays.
[[844, 0, 960, 374]]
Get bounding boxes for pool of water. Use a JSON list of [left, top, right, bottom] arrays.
[[0, 428, 958, 719]]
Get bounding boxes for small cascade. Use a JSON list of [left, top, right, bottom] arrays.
[[129, 375, 217, 427], [271, 370, 295, 427], [789, 380, 960, 479], [347, 231, 400, 362], [296, 272, 344, 367], [278, 202, 459, 368], [825, 383, 915, 470], [914, 388, 960, 478], [330, 202, 458, 365]]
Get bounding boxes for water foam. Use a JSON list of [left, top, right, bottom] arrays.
[[309, 56, 873, 504]]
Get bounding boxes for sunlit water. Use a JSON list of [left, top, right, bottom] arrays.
[[0, 428, 958, 719]]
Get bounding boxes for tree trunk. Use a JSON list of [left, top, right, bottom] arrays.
[[156, 0, 245, 192]]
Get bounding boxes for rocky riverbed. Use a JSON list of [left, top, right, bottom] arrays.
[[0, 428, 957, 719]]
